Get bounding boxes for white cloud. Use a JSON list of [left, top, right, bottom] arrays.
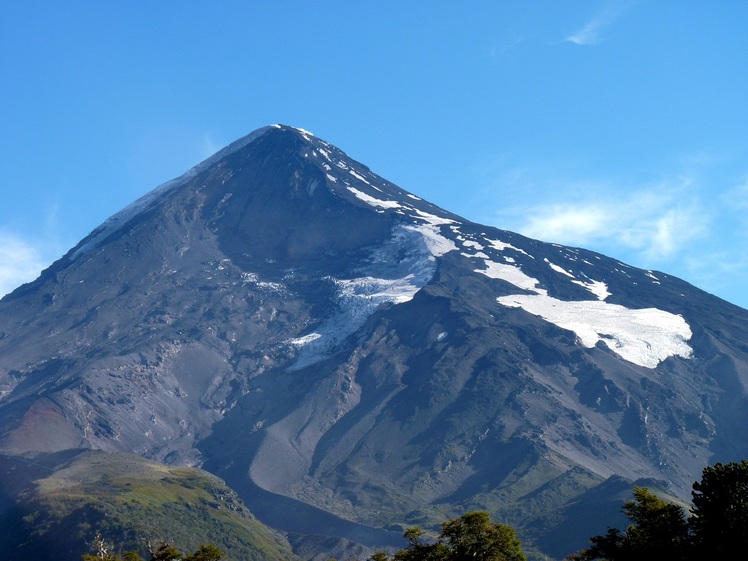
[[489, 172, 708, 266], [0, 231, 60, 298], [724, 176, 748, 209], [201, 135, 222, 160], [565, 2, 631, 45], [475, 153, 748, 309], [642, 208, 693, 259], [522, 203, 611, 245], [531, 196, 705, 260]]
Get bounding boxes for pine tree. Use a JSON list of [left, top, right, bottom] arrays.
[[689, 460, 748, 558]]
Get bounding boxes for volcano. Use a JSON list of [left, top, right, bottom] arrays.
[[1, 125, 747, 561]]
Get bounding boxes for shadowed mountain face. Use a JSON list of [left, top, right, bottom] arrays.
[[1, 125, 748, 560]]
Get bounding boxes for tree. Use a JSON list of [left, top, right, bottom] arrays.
[[82, 532, 143, 561], [439, 511, 525, 561], [567, 527, 625, 561], [622, 486, 688, 559], [568, 486, 688, 561], [82, 539, 223, 561], [689, 459, 748, 558], [393, 511, 526, 561], [184, 544, 225, 561], [368, 552, 392, 561], [150, 544, 182, 561], [81, 532, 115, 561], [393, 526, 448, 561]]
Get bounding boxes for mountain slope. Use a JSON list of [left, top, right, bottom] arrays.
[[0, 449, 297, 561], [1, 125, 747, 560]]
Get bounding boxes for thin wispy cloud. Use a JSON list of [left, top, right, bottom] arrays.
[[0, 232, 51, 298], [489, 34, 531, 59], [483, 164, 711, 266], [518, 192, 707, 261], [565, 2, 631, 45], [724, 176, 748, 210], [201, 136, 222, 160], [478, 151, 748, 308]]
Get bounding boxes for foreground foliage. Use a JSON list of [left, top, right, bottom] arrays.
[[82, 533, 225, 561], [11, 451, 748, 561], [0, 450, 295, 561], [370, 511, 526, 561], [568, 460, 748, 561]]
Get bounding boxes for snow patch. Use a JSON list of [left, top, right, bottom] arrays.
[[543, 258, 610, 300], [475, 255, 691, 367], [288, 225, 436, 370], [293, 127, 315, 141], [404, 224, 458, 258], [290, 333, 322, 346], [573, 279, 611, 301], [288, 273, 424, 370], [546, 259, 575, 278], [485, 238, 530, 256], [463, 240, 484, 251], [498, 293, 692, 368], [412, 209, 456, 226], [347, 187, 402, 209], [476, 260, 544, 293], [461, 251, 489, 259], [349, 169, 370, 184]]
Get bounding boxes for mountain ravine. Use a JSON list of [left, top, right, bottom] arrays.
[[1, 125, 747, 561]]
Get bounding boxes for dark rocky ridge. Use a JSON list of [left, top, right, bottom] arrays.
[[1, 125, 747, 560]]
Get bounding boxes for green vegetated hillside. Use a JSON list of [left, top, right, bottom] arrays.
[[0, 449, 297, 561]]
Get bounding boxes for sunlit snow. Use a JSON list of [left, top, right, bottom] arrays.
[[403, 224, 457, 257], [347, 187, 402, 209], [288, 225, 436, 370], [472, 251, 692, 367], [646, 271, 662, 285], [477, 260, 544, 293], [412, 209, 456, 226], [293, 126, 315, 141], [543, 259, 611, 300], [485, 238, 530, 256], [349, 169, 371, 185], [572, 279, 611, 300], [546, 259, 575, 278], [498, 293, 692, 368], [343, 181, 457, 259]]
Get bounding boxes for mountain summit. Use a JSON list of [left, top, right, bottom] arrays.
[[1, 125, 747, 560]]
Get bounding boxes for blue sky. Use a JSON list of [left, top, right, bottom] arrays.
[[2, 1, 747, 309]]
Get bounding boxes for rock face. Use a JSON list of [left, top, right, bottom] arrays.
[[1, 125, 748, 560]]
